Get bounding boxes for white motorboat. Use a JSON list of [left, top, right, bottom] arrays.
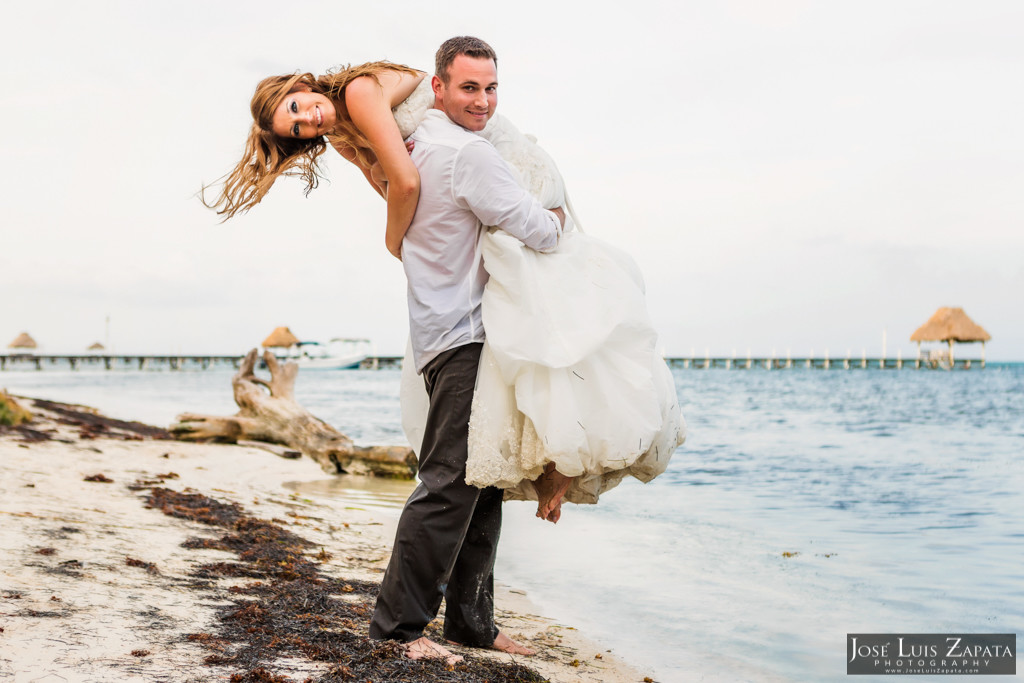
[[278, 338, 373, 370]]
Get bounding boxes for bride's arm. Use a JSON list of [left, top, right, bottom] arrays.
[[331, 141, 386, 199], [345, 70, 425, 260]]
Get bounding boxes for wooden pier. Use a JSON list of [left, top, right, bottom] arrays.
[[0, 353, 985, 372], [0, 354, 245, 372], [664, 356, 984, 370]]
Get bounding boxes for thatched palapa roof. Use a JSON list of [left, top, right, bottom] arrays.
[[8, 332, 37, 349], [910, 307, 991, 343], [262, 326, 300, 348], [87, 342, 105, 350]]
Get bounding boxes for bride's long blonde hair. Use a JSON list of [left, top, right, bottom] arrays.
[[205, 61, 419, 220]]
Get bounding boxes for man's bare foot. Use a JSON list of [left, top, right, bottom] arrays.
[[404, 637, 463, 665], [448, 631, 536, 656], [533, 463, 574, 523], [492, 631, 536, 655]]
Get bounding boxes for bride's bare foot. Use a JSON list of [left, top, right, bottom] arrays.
[[533, 463, 574, 523], [544, 498, 563, 524], [404, 637, 463, 665]]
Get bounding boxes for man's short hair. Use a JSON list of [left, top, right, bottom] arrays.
[[435, 36, 497, 85]]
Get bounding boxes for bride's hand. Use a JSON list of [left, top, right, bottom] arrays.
[[386, 236, 403, 261], [370, 161, 389, 196]]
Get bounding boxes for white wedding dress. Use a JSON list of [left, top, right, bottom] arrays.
[[393, 79, 686, 505]]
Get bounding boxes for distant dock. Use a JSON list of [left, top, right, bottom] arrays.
[[0, 354, 245, 372], [665, 356, 984, 370], [0, 353, 410, 372], [0, 353, 984, 372]]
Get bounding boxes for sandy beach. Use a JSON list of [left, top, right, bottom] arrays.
[[0, 396, 651, 683]]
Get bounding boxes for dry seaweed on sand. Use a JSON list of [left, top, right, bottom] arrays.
[[142, 486, 548, 683], [31, 397, 174, 440], [1, 396, 174, 442], [0, 423, 56, 443], [228, 668, 295, 683], [125, 556, 161, 575]]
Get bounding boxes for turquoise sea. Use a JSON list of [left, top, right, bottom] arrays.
[[3, 363, 1022, 682]]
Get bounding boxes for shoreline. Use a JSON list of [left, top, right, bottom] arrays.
[[0, 396, 652, 683]]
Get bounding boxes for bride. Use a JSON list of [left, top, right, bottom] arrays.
[[207, 54, 685, 523]]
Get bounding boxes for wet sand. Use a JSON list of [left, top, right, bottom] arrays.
[[0, 396, 650, 683]]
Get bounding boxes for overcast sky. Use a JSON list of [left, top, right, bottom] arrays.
[[2, 0, 1021, 359]]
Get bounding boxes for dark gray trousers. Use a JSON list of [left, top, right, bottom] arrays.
[[369, 342, 502, 646]]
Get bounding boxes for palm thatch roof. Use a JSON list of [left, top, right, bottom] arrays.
[[262, 326, 300, 348], [8, 332, 37, 349], [910, 307, 991, 343], [87, 342, 105, 350]]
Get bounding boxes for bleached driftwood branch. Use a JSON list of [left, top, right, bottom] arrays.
[[170, 349, 416, 478]]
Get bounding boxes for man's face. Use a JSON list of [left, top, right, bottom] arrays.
[[433, 55, 497, 132]]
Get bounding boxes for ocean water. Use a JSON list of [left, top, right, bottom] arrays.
[[3, 363, 1022, 682]]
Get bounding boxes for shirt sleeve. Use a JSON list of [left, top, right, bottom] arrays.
[[451, 138, 561, 253]]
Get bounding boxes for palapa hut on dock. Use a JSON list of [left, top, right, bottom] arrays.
[[87, 342, 105, 351], [910, 307, 990, 366], [8, 332, 38, 351], [262, 326, 300, 350]]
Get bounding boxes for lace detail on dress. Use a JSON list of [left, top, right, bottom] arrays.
[[467, 346, 536, 490], [392, 78, 434, 139], [479, 115, 566, 213], [466, 403, 526, 490], [464, 339, 687, 505]]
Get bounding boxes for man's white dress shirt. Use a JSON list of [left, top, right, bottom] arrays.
[[402, 109, 561, 372]]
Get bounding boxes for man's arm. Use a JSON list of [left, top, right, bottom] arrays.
[[452, 140, 562, 252]]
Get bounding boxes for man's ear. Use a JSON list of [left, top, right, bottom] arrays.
[[431, 75, 443, 97]]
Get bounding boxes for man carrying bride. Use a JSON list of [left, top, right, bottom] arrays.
[[209, 31, 685, 665], [367, 36, 562, 664]]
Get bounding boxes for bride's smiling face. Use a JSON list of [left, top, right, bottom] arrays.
[[272, 88, 337, 139]]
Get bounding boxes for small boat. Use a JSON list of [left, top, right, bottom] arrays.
[[278, 338, 373, 370]]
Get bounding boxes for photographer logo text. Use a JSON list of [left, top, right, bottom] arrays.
[[847, 633, 1015, 675]]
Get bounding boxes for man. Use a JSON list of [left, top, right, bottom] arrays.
[[368, 36, 565, 663]]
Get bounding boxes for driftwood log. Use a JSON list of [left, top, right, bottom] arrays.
[[170, 349, 416, 478]]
